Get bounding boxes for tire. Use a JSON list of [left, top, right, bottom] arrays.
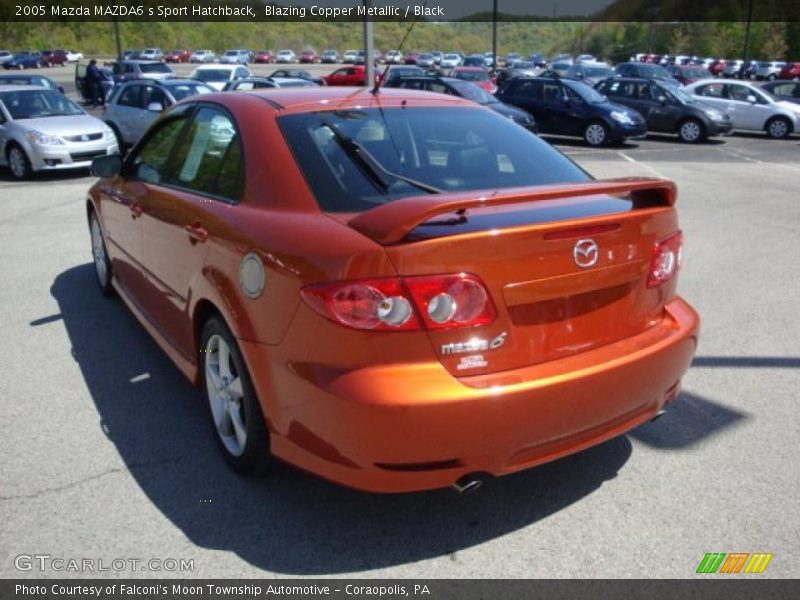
[[6, 143, 32, 179], [89, 211, 115, 296], [583, 120, 609, 147], [766, 116, 791, 139], [201, 317, 270, 474], [767, 73, 777, 81], [678, 118, 705, 143]]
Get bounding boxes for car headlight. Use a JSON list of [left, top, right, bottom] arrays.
[[103, 128, 115, 141], [610, 111, 634, 125], [705, 110, 725, 122], [25, 130, 64, 146]]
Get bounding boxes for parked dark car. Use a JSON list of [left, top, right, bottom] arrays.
[[3, 52, 42, 69], [614, 62, 679, 86], [761, 80, 800, 105], [41, 50, 68, 67], [496, 77, 647, 146], [463, 55, 488, 68], [378, 65, 425, 85], [564, 62, 615, 86], [0, 73, 65, 93], [669, 65, 711, 86], [385, 76, 537, 132], [495, 61, 540, 88], [594, 78, 732, 142]]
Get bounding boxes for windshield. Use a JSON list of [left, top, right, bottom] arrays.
[[192, 69, 232, 82], [0, 89, 83, 119], [278, 107, 589, 212], [665, 86, 696, 105], [140, 63, 172, 74], [685, 68, 708, 78], [449, 80, 496, 104], [563, 79, 606, 104], [551, 62, 571, 74], [641, 64, 671, 79], [454, 70, 490, 82], [584, 66, 614, 78], [444, 54, 459, 60], [165, 83, 215, 100]]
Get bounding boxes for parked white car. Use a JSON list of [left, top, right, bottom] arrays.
[[685, 79, 800, 138], [276, 50, 296, 64], [440, 53, 462, 68], [189, 64, 251, 91], [190, 50, 216, 63], [140, 48, 164, 61], [64, 50, 83, 63]]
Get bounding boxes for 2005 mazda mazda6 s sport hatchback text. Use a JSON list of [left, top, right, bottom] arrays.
[[86, 87, 699, 493]]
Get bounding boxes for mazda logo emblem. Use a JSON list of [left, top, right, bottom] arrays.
[[573, 239, 599, 268]]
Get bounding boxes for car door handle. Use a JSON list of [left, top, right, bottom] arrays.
[[129, 202, 143, 219], [185, 222, 208, 243]]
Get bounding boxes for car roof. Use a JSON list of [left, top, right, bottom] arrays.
[[193, 64, 240, 70], [227, 86, 479, 114], [0, 85, 50, 92]]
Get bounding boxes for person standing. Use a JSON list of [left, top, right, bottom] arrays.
[[85, 59, 102, 106]]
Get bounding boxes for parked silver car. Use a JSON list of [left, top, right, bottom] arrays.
[[189, 50, 216, 63], [753, 61, 786, 81], [220, 50, 250, 65], [0, 86, 118, 179], [685, 79, 800, 138], [140, 48, 164, 61], [103, 79, 214, 147]]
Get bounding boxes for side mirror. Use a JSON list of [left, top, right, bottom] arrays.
[[90, 154, 123, 178], [146, 102, 164, 112], [746, 94, 757, 104]]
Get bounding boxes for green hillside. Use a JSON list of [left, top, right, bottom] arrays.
[[0, 21, 796, 61]]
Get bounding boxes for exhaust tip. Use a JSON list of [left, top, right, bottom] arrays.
[[452, 474, 485, 495], [650, 409, 668, 422]]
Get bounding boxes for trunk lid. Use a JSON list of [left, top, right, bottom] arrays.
[[349, 178, 680, 377]]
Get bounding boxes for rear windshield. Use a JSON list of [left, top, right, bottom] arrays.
[[164, 83, 214, 100], [454, 70, 490, 82], [192, 69, 231, 82], [278, 107, 589, 212], [139, 63, 172, 74]]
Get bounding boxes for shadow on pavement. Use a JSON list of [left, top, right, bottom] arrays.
[[44, 263, 744, 574]]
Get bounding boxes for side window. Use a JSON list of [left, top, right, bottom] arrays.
[[168, 107, 244, 202], [696, 83, 723, 98], [771, 83, 793, 96], [143, 86, 166, 108], [429, 83, 448, 94], [117, 85, 143, 108], [516, 80, 542, 100], [542, 81, 563, 102], [235, 67, 248, 78], [129, 117, 188, 184], [728, 85, 753, 102], [636, 82, 653, 100], [234, 81, 254, 91]]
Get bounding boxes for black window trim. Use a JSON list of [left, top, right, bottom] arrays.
[[124, 101, 245, 205]]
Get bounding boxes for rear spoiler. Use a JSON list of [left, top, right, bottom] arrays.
[[348, 177, 676, 245]]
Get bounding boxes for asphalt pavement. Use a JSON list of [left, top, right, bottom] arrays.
[[0, 65, 798, 578]]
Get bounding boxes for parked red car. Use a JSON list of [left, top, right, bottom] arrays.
[[669, 65, 711, 85], [451, 67, 497, 93], [778, 62, 800, 80], [404, 51, 421, 65], [323, 65, 372, 86], [41, 50, 67, 67], [299, 50, 319, 64], [254, 50, 275, 64], [86, 87, 698, 493], [708, 60, 726, 77], [165, 50, 190, 63]]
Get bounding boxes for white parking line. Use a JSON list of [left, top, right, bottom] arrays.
[[715, 146, 800, 173], [616, 151, 668, 178]]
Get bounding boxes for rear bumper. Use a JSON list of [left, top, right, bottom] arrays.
[[243, 298, 699, 493]]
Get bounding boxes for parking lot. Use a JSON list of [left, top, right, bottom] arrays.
[[1, 63, 799, 579]]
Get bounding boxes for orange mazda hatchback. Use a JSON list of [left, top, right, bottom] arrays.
[[87, 87, 698, 493]]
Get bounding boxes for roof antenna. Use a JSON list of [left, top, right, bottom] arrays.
[[371, 1, 426, 95]]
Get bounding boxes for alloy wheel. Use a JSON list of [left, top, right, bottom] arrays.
[[205, 334, 247, 457], [8, 147, 28, 179], [680, 121, 702, 142], [768, 119, 788, 139], [90, 216, 108, 285], [585, 123, 607, 146]]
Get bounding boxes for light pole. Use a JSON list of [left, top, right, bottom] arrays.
[[363, 0, 374, 86]]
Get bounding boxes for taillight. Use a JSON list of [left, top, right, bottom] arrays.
[[301, 273, 495, 331], [647, 231, 682, 288]]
